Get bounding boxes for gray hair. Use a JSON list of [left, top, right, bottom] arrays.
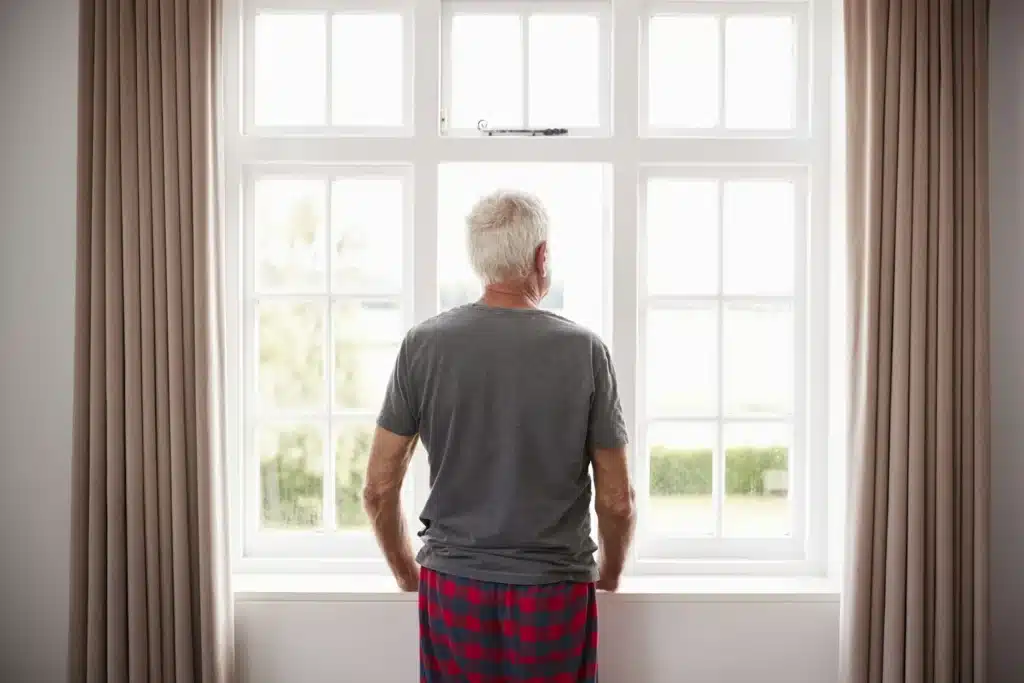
[[465, 190, 549, 285]]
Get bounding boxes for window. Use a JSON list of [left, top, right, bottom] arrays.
[[224, 0, 834, 575]]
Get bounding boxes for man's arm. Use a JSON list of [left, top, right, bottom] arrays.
[[592, 446, 636, 591], [587, 339, 635, 591], [363, 427, 419, 591]]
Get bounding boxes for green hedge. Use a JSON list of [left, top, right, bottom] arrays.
[[260, 459, 370, 529], [650, 446, 788, 496], [260, 444, 789, 529]]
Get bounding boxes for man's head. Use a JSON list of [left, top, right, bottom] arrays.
[[466, 190, 551, 300]]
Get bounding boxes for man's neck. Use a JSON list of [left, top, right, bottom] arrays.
[[480, 283, 543, 309]]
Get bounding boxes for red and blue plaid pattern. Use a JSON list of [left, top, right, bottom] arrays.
[[419, 567, 599, 683]]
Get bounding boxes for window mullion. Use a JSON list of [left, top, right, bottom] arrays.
[[323, 180, 337, 533], [714, 180, 726, 539], [411, 0, 441, 522], [325, 10, 333, 126], [611, 0, 640, 571], [521, 13, 530, 126]]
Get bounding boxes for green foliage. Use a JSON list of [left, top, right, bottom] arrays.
[[650, 446, 788, 497], [259, 426, 323, 529], [258, 191, 377, 530], [335, 427, 373, 528]]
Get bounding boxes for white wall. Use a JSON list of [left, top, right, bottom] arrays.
[[988, 0, 1024, 680], [235, 596, 840, 683], [0, 0, 79, 681], [1, 0, 1021, 681]]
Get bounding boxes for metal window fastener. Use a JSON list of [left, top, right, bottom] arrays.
[[477, 120, 569, 136]]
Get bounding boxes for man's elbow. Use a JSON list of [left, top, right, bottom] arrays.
[[362, 484, 397, 515], [596, 487, 636, 522]]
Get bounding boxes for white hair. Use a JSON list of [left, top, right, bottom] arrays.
[[465, 190, 549, 285]]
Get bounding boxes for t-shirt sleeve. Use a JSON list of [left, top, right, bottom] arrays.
[[588, 339, 629, 450], [377, 337, 419, 437]]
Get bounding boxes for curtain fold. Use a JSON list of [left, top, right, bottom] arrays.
[[68, 0, 233, 681], [842, 1, 989, 682]]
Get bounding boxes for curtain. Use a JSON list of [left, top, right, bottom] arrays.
[[67, 0, 233, 681], [842, 1, 990, 682]]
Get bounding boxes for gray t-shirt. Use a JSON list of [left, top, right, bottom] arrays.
[[377, 303, 629, 585]]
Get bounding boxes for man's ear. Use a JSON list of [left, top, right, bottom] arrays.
[[535, 241, 549, 277]]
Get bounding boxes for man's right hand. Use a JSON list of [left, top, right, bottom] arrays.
[[596, 573, 620, 592]]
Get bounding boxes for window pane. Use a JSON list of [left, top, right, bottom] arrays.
[[724, 423, 791, 537], [723, 180, 796, 295], [332, 14, 403, 126], [648, 422, 716, 537], [648, 16, 719, 129], [647, 307, 717, 417], [438, 163, 606, 335], [258, 423, 324, 530], [723, 303, 793, 417], [335, 422, 375, 529], [257, 301, 327, 411], [254, 14, 326, 126], [451, 15, 523, 129], [333, 300, 402, 412], [254, 178, 327, 293], [528, 15, 600, 128], [331, 178, 403, 294], [724, 16, 795, 130], [646, 179, 718, 295]]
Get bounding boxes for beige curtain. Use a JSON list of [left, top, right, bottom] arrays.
[[68, 0, 233, 681], [842, 1, 990, 682]]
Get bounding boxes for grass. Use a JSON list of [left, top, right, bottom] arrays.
[[649, 494, 791, 538]]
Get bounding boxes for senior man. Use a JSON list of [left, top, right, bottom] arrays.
[[362, 189, 636, 683]]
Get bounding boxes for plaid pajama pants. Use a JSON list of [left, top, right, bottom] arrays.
[[419, 567, 599, 683]]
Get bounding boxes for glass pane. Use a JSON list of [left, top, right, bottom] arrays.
[[648, 16, 719, 129], [723, 303, 793, 417], [451, 15, 523, 129], [648, 422, 716, 537], [438, 163, 606, 335], [528, 15, 600, 128], [724, 422, 791, 537], [257, 301, 326, 411], [254, 178, 327, 293], [254, 14, 326, 126], [724, 16, 795, 130], [723, 180, 796, 295], [258, 423, 324, 530], [332, 14, 404, 126], [333, 300, 403, 411], [331, 178, 404, 294], [335, 422, 375, 529], [647, 307, 717, 417], [646, 179, 718, 295]]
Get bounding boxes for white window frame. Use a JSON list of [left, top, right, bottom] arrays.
[[440, 1, 613, 137], [223, 0, 835, 576]]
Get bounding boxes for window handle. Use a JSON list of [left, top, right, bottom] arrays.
[[477, 120, 568, 137]]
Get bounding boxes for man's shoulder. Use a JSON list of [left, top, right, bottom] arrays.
[[403, 305, 605, 354], [404, 305, 473, 340]]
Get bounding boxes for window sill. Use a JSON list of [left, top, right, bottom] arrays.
[[232, 573, 840, 604]]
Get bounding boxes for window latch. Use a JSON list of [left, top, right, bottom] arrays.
[[477, 120, 568, 137]]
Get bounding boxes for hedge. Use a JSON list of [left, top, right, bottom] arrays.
[[650, 446, 788, 496], [259, 460, 368, 529], [260, 445, 790, 528]]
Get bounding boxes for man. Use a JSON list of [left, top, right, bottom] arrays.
[[363, 189, 636, 683]]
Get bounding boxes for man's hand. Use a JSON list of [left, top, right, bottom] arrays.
[[363, 428, 420, 593], [395, 561, 420, 592], [596, 574, 620, 593]]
